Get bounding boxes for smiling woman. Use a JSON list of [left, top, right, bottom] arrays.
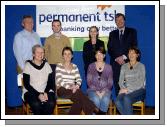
[[22, 44, 56, 115]]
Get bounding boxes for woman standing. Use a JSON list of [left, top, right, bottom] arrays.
[[23, 44, 56, 115], [115, 46, 146, 115], [83, 26, 105, 75], [87, 47, 113, 114]]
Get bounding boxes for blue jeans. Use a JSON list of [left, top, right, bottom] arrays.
[[88, 90, 111, 112], [115, 88, 146, 115]]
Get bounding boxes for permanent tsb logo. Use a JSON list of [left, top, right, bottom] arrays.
[[36, 5, 124, 37]]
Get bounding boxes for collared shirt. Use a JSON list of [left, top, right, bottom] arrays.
[[13, 29, 41, 70], [118, 27, 125, 36], [116, 27, 127, 60]]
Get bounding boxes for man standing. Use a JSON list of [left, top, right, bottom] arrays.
[[13, 15, 41, 73], [44, 19, 71, 85], [107, 13, 138, 96]]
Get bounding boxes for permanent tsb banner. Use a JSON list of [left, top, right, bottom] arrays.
[[36, 5, 125, 37]]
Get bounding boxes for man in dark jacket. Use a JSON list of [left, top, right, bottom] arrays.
[[107, 13, 138, 96]]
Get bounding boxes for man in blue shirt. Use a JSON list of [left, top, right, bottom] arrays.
[[13, 15, 41, 73]]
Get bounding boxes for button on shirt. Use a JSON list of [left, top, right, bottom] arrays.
[[13, 29, 41, 70]]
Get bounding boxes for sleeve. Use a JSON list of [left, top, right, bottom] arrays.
[[13, 34, 24, 70], [23, 63, 40, 96], [37, 34, 42, 46], [45, 73, 55, 93], [107, 32, 113, 56], [124, 29, 138, 62], [118, 65, 126, 89], [44, 38, 49, 61], [131, 28, 138, 47], [105, 65, 113, 91], [44, 63, 55, 92], [74, 66, 82, 86], [139, 64, 146, 88], [65, 37, 71, 47], [87, 64, 96, 90], [23, 73, 40, 96], [55, 64, 65, 87], [83, 42, 91, 73], [83, 42, 89, 67]]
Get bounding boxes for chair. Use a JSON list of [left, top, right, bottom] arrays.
[[108, 100, 145, 115], [54, 98, 73, 115], [18, 74, 33, 115], [22, 102, 33, 115], [132, 101, 145, 115], [108, 100, 117, 115]]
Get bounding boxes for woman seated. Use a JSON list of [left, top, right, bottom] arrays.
[[56, 46, 99, 115], [87, 47, 113, 114], [115, 46, 146, 115], [23, 44, 56, 115]]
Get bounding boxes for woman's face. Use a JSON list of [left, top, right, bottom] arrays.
[[63, 50, 73, 62], [128, 50, 139, 62], [89, 27, 98, 39], [95, 51, 105, 62], [33, 47, 44, 61]]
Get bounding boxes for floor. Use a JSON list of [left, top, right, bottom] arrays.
[[5, 105, 155, 115]]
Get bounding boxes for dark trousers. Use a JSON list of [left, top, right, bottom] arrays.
[[24, 92, 56, 115], [50, 64, 57, 91], [112, 62, 121, 96], [57, 87, 96, 115]]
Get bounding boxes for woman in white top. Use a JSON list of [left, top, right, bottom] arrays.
[[23, 44, 56, 115]]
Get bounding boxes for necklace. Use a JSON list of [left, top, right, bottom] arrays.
[[96, 62, 105, 71], [129, 61, 137, 70]]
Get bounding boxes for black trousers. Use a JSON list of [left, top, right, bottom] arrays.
[[24, 92, 56, 115], [50, 64, 57, 89], [57, 87, 96, 115], [112, 61, 121, 97]]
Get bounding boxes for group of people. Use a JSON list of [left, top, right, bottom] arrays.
[[13, 13, 146, 115]]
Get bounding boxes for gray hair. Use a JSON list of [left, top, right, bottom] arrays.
[[32, 44, 44, 54]]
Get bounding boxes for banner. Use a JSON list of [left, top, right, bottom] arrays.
[[36, 5, 125, 37]]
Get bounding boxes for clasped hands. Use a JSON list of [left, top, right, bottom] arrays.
[[69, 84, 80, 93], [115, 56, 125, 65], [119, 88, 128, 94], [96, 90, 105, 99], [38, 92, 48, 102]]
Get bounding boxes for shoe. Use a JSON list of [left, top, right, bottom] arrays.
[[93, 107, 99, 114], [98, 110, 106, 115], [93, 107, 106, 115]]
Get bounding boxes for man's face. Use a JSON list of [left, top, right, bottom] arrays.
[[52, 21, 61, 33], [22, 17, 34, 32], [115, 16, 125, 29]]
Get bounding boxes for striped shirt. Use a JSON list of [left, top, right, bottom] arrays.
[[56, 63, 82, 89]]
